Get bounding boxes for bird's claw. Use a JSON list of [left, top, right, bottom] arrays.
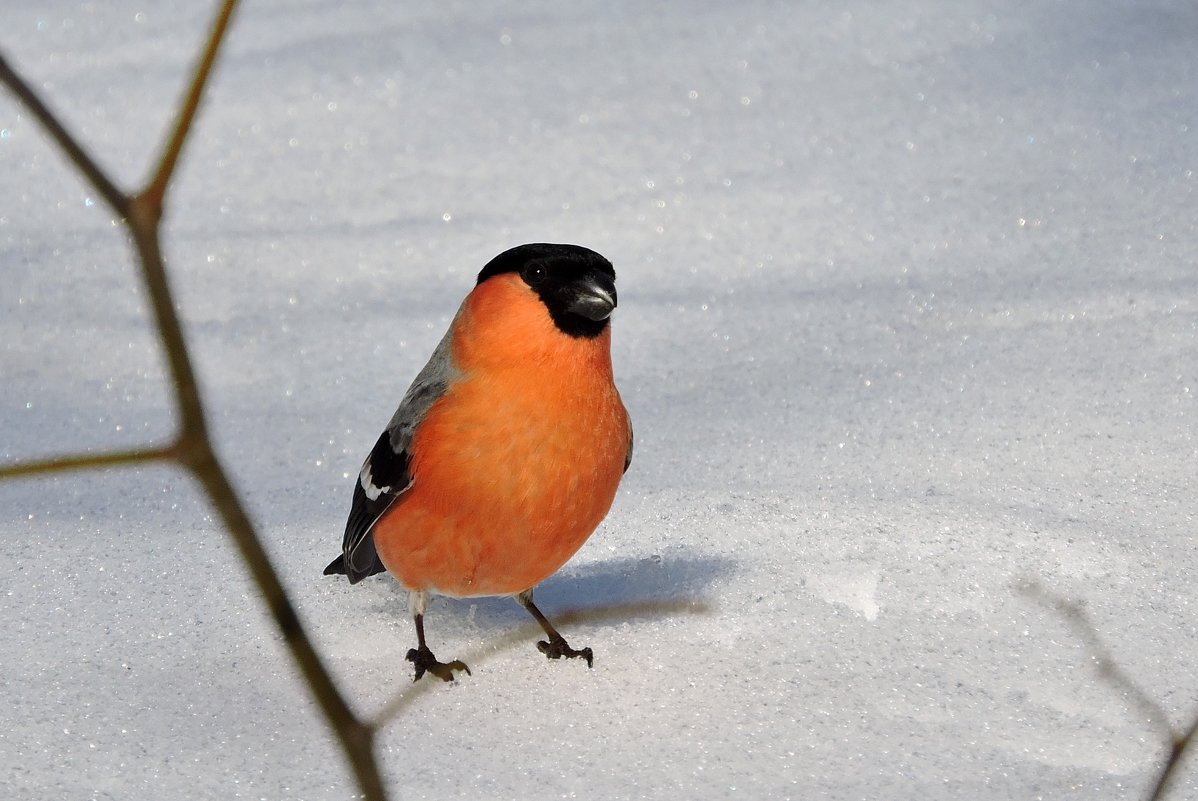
[[536, 635, 594, 668], [406, 646, 471, 682]]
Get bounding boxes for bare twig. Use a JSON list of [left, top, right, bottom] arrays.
[[0, 444, 176, 480], [1020, 581, 1173, 734], [138, 0, 239, 213], [1, 3, 390, 799], [1019, 580, 1197, 800], [182, 445, 385, 799], [0, 52, 130, 218], [1147, 715, 1198, 801]]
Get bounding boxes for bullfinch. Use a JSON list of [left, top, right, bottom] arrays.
[[324, 243, 633, 681]]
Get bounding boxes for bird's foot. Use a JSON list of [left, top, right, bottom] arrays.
[[536, 634, 594, 668], [406, 645, 471, 682]]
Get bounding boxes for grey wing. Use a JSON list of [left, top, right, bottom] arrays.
[[324, 325, 460, 583]]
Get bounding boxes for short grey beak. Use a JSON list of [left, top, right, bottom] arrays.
[[568, 276, 617, 321]]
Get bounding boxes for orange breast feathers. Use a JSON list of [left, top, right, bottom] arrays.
[[372, 273, 632, 598]]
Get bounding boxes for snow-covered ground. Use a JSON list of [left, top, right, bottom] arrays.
[[3, 0, 1196, 798]]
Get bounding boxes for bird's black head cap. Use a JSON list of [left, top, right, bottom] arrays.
[[477, 243, 618, 339]]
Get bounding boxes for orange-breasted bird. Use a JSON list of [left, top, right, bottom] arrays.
[[324, 243, 632, 681]]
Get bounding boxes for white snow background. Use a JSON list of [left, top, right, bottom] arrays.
[[2, 0, 1196, 799]]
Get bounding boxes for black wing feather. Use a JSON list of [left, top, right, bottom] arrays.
[[325, 325, 458, 584], [624, 423, 634, 474], [323, 431, 412, 583]]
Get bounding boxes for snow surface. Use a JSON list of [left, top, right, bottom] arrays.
[[2, 0, 1197, 799]]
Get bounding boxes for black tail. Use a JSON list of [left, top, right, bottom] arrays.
[[323, 553, 386, 583]]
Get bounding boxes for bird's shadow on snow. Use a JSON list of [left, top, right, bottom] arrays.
[[370, 550, 736, 629]]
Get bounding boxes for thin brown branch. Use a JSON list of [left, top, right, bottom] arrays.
[[1019, 580, 1173, 735], [119, 4, 390, 791], [0, 444, 176, 480], [138, 0, 241, 214], [126, 211, 388, 800], [124, 206, 210, 440], [1147, 715, 1198, 801], [0, 53, 130, 219], [1, 4, 392, 797], [182, 451, 386, 800], [1019, 580, 1197, 800]]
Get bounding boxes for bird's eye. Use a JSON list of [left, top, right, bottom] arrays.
[[522, 264, 548, 286]]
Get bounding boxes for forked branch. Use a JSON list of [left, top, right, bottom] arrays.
[[1, 3, 388, 799], [1020, 580, 1197, 800]]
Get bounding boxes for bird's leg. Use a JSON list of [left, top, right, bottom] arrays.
[[516, 590, 594, 668], [405, 611, 471, 682]]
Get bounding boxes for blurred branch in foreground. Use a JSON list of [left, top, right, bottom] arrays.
[[0, 3, 387, 799], [1019, 580, 1197, 801]]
